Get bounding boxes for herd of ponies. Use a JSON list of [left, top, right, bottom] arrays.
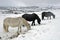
[[3, 11, 55, 38]]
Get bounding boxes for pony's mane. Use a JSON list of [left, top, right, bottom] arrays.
[[33, 13, 40, 19]]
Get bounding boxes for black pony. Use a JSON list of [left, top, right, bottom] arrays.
[[22, 13, 41, 26], [42, 12, 55, 20]]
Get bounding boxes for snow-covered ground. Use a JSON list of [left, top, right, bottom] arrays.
[[0, 10, 60, 40]]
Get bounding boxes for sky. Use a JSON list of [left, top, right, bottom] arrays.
[[0, 0, 60, 7]]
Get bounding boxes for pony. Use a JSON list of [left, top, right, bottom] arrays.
[[42, 12, 55, 20], [22, 13, 41, 26], [3, 17, 31, 35]]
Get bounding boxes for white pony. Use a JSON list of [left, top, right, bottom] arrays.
[[3, 17, 31, 35]]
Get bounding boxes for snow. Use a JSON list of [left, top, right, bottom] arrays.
[[0, 10, 60, 40]]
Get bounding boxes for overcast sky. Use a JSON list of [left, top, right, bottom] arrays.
[[0, 0, 60, 7]]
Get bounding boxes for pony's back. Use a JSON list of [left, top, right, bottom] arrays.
[[22, 13, 36, 21], [3, 17, 21, 27], [47, 12, 55, 18]]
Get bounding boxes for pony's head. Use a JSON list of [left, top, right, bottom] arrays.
[[42, 12, 45, 20], [51, 13, 55, 19], [33, 13, 41, 24], [53, 15, 55, 19], [37, 18, 41, 24]]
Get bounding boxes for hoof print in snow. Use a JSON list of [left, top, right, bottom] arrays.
[[40, 33, 41, 35], [9, 35, 18, 39], [43, 30, 46, 33], [22, 35, 25, 38]]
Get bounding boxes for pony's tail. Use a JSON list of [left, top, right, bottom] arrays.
[[3, 22, 8, 32], [3, 23, 6, 32]]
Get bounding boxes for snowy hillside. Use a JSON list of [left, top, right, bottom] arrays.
[[0, 10, 60, 40]]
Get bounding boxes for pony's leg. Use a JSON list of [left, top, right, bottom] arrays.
[[47, 17, 49, 20], [50, 16, 51, 19], [42, 16, 44, 20], [31, 21, 35, 26], [17, 25, 21, 35], [31, 21, 33, 26], [17, 29, 19, 35], [33, 21, 35, 25], [20, 26, 21, 33]]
